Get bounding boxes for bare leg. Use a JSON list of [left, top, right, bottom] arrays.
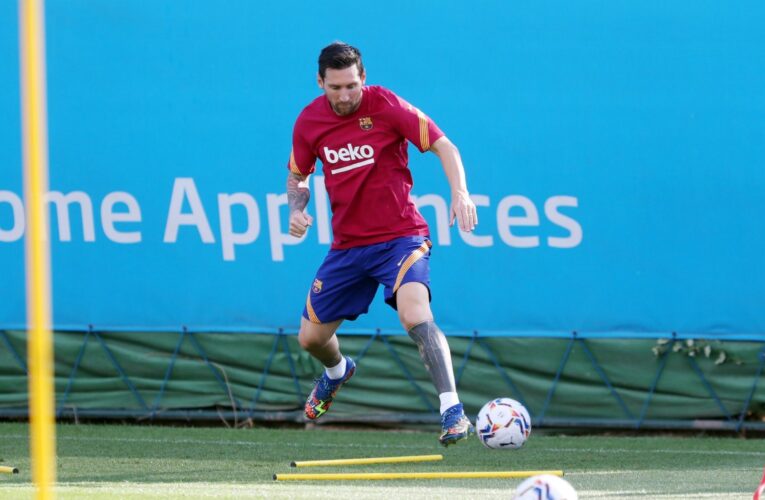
[[396, 282, 457, 394], [397, 282, 471, 445], [300, 316, 354, 420], [396, 282, 433, 330], [298, 317, 344, 367]]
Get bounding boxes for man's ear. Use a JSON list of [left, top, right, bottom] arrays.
[[317, 73, 324, 89]]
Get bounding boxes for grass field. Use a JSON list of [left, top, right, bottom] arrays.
[[0, 422, 762, 499]]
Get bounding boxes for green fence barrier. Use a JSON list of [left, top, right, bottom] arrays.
[[1, 330, 763, 431]]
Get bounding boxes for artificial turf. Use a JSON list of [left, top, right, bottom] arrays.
[[0, 422, 762, 498]]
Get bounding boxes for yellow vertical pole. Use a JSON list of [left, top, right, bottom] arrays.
[[18, 0, 57, 498]]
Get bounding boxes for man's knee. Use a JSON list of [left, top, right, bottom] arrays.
[[297, 326, 315, 351], [298, 318, 340, 351], [396, 282, 432, 330], [298, 321, 321, 351]]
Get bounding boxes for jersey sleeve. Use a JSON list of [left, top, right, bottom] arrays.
[[287, 116, 317, 176], [384, 90, 445, 153]]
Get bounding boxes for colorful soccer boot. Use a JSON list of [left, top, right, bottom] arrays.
[[304, 356, 356, 420], [439, 402, 474, 446]]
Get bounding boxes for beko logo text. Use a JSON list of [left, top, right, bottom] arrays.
[[323, 144, 374, 164]]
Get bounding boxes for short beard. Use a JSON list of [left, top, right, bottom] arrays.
[[331, 100, 361, 116]]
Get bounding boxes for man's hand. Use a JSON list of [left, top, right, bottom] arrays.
[[289, 209, 314, 238], [450, 190, 477, 232], [429, 137, 477, 232]]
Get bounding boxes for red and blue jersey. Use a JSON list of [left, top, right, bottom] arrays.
[[288, 85, 445, 249]]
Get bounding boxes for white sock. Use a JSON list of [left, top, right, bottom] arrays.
[[439, 392, 460, 414], [324, 356, 347, 380]]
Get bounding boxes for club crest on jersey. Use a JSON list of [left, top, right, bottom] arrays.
[[359, 116, 373, 131], [312, 279, 323, 294]]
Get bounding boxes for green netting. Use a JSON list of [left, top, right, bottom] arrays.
[[0, 330, 763, 429]]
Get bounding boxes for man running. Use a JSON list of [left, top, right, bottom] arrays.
[[287, 41, 478, 446]]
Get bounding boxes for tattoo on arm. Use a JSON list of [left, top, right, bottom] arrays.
[[287, 172, 311, 213]]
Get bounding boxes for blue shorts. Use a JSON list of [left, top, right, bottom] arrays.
[[303, 236, 432, 324]]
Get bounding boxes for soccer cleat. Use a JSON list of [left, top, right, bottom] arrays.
[[439, 403, 474, 446], [304, 356, 356, 420]]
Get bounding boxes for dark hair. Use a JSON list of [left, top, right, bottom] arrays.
[[318, 42, 364, 79]]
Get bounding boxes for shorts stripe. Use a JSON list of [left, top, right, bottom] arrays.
[[305, 293, 321, 323], [392, 240, 432, 293]]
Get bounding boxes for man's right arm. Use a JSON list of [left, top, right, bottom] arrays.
[[287, 171, 314, 237]]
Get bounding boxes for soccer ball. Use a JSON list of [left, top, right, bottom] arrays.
[[475, 397, 531, 449], [512, 474, 578, 500]]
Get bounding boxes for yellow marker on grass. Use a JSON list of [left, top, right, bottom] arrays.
[[274, 470, 564, 481], [290, 454, 443, 468]]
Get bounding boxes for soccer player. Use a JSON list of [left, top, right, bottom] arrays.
[[286, 41, 478, 446]]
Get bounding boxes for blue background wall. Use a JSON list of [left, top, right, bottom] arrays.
[[1, 1, 763, 338]]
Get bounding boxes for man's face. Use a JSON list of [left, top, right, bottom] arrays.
[[318, 65, 365, 116]]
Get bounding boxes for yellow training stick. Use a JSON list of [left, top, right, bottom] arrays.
[[0, 466, 19, 474], [290, 454, 443, 467], [274, 470, 564, 481], [19, 0, 57, 497]]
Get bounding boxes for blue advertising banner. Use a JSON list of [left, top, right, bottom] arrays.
[[1, 1, 763, 338]]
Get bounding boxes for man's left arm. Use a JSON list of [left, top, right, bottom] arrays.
[[429, 136, 478, 232]]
